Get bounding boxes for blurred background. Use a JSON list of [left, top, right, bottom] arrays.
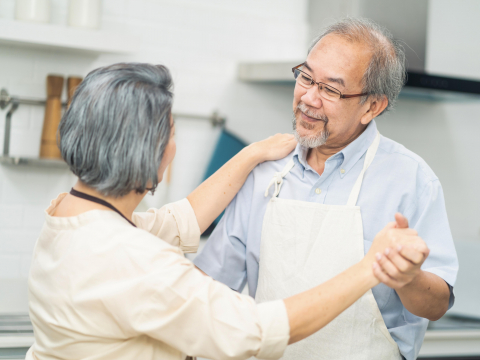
[[0, 0, 479, 359]]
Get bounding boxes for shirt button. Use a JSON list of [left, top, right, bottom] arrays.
[[315, 188, 322, 194], [340, 169, 345, 174]]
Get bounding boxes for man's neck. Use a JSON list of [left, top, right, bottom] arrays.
[[306, 125, 367, 176]]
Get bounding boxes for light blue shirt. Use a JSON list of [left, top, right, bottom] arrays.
[[194, 120, 459, 360]]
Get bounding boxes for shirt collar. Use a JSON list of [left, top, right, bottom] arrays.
[[292, 120, 378, 179], [339, 120, 378, 177]]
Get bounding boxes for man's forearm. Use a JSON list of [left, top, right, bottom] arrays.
[[396, 271, 450, 321]]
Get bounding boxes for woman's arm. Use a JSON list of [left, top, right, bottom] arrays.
[[130, 221, 425, 360], [187, 134, 296, 233], [285, 260, 375, 344], [284, 223, 425, 344]]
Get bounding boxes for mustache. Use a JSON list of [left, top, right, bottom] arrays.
[[295, 102, 328, 122]]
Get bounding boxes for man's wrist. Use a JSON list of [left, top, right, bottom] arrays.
[[397, 269, 423, 293]]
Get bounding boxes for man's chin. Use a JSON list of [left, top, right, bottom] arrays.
[[294, 127, 329, 148], [296, 126, 318, 139]]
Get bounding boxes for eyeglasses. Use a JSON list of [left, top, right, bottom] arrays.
[[292, 63, 368, 101]]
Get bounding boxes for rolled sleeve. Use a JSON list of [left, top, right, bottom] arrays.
[[406, 179, 459, 312], [113, 246, 290, 360], [256, 300, 290, 359], [133, 198, 201, 253], [408, 179, 459, 287]]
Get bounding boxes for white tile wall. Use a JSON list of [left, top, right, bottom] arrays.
[[0, 0, 308, 313]]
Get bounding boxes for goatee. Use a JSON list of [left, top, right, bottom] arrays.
[[292, 103, 330, 148]]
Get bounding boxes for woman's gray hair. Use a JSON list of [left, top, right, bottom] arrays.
[[59, 63, 173, 197], [308, 18, 406, 115]]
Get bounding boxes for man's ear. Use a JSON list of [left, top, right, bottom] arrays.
[[360, 95, 389, 125]]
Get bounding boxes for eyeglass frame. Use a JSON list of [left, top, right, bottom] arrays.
[[292, 63, 368, 99]]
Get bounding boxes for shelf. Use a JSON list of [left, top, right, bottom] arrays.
[[238, 61, 297, 83], [0, 19, 138, 54], [0, 156, 68, 168]]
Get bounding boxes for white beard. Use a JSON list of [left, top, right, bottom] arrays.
[[294, 128, 329, 148], [292, 110, 330, 148]]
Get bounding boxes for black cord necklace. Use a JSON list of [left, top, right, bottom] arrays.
[[69, 188, 137, 227]]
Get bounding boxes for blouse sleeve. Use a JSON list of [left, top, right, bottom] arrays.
[[132, 198, 201, 253], [104, 241, 290, 360]]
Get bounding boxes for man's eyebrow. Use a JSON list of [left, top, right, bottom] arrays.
[[303, 61, 314, 73], [326, 77, 345, 88], [304, 61, 346, 88]]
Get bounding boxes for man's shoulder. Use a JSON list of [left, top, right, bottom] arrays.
[[378, 135, 438, 185], [252, 150, 296, 176]]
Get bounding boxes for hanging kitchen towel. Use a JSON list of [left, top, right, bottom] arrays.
[[202, 128, 248, 234]]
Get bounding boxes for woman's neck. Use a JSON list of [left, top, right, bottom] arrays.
[[73, 181, 145, 220], [53, 181, 146, 220]]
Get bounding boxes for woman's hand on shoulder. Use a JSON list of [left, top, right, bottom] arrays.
[[248, 133, 297, 164]]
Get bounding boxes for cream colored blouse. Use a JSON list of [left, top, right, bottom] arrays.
[[26, 194, 289, 360]]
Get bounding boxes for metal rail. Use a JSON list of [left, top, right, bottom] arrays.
[[1, 88, 226, 158]]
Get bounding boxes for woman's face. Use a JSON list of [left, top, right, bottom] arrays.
[[157, 117, 176, 183]]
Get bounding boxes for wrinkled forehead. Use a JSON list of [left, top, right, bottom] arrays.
[[306, 33, 372, 90]]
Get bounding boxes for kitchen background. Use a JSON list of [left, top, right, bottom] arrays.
[[0, 0, 479, 359]]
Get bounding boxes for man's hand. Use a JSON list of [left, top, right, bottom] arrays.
[[373, 246, 427, 289], [372, 213, 430, 289], [372, 214, 449, 321]]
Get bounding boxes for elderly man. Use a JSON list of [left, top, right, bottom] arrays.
[[194, 18, 458, 360]]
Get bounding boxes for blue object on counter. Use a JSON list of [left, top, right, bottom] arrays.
[[203, 129, 248, 227]]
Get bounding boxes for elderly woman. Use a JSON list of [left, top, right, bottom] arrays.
[[26, 63, 425, 360]]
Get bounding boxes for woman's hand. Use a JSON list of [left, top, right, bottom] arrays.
[[372, 213, 430, 290], [188, 134, 295, 233], [361, 220, 427, 282], [247, 134, 297, 164]]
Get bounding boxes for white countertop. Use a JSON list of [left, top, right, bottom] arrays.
[[2, 330, 480, 357]]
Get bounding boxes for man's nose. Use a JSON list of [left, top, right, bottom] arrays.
[[301, 85, 323, 109]]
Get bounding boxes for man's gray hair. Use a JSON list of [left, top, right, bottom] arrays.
[[308, 18, 406, 115], [59, 63, 173, 197]]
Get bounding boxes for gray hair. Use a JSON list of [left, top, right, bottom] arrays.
[[59, 63, 173, 197], [308, 18, 406, 115]]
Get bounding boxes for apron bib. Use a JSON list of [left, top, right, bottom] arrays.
[[255, 132, 401, 360]]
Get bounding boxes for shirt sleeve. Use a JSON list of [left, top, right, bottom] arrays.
[[406, 179, 459, 307], [106, 243, 290, 360], [132, 198, 201, 253], [193, 172, 255, 291]]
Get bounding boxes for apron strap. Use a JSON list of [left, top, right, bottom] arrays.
[[346, 131, 381, 207], [264, 159, 295, 198]]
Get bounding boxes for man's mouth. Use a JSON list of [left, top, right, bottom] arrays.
[[300, 111, 327, 124]]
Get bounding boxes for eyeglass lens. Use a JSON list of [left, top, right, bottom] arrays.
[[293, 69, 341, 100]]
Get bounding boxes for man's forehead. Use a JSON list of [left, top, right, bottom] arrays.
[[306, 34, 371, 87]]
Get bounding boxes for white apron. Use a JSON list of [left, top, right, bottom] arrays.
[[255, 132, 402, 360]]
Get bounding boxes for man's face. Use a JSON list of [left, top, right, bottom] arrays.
[[293, 34, 373, 148]]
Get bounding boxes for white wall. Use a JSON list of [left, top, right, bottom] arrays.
[[377, 98, 480, 242], [0, 0, 308, 313]]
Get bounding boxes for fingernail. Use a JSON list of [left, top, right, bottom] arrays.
[[376, 253, 382, 260], [372, 262, 378, 269], [397, 245, 402, 251], [384, 248, 390, 255]]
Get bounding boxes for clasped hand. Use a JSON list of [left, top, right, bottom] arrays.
[[367, 213, 429, 290]]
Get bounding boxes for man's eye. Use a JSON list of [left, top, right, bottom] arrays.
[[325, 87, 337, 94], [301, 75, 311, 82]]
